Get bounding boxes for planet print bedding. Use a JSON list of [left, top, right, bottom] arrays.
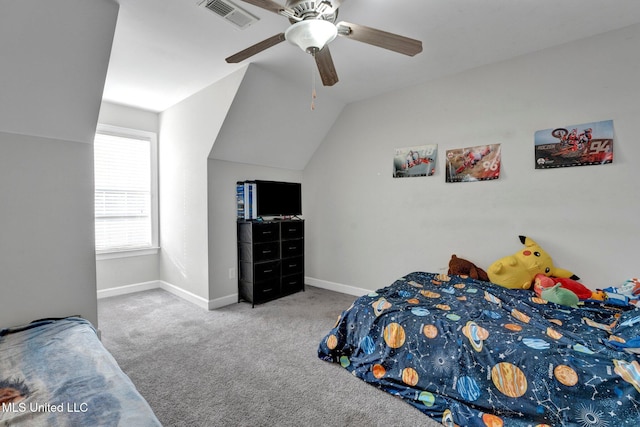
[[318, 271, 640, 426]]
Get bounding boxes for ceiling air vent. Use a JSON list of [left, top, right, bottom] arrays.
[[198, 0, 259, 30]]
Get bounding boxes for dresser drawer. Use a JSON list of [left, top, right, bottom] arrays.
[[281, 273, 304, 295], [253, 279, 279, 302], [281, 221, 303, 240], [281, 256, 303, 276], [254, 260, 280, 282], [238, 241, 279, 262], [252, 222, 280, 243], [281, 239, 303, 258], [254, 241, 280, 262]]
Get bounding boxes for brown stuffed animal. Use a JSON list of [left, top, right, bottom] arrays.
[[448, 254, 490, 282]]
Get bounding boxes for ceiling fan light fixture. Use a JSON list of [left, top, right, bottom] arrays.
[[285, 19, 337, 53]]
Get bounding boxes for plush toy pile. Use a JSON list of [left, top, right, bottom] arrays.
[[446, 235, 639, 308]]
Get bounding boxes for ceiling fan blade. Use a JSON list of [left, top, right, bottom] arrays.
[[336, 21, 423, 56], [314, 46, 339, 86], [225, 33, 286, 63]]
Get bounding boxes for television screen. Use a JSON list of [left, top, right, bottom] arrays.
[[255, 180, 302, 217]]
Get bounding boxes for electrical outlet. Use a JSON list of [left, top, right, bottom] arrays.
[[229, 267, 236, 279]]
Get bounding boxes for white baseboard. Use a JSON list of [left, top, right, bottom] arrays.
[[305, 276, 370, 297], [157, 281, 211, 310], [97, 281, 160, 299], [98, 277, 367, 309], [207, 293, 239, 310], [97, 280, 238, 311]]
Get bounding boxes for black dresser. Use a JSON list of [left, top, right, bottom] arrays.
[[237, 220, 304, 307]]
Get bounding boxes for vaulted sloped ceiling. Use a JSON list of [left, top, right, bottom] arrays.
[[209, 63, 344, 170], [0, 0, 118, 144]]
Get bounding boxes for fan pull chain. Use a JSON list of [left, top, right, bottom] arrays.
[[310, 52, 316, 111]]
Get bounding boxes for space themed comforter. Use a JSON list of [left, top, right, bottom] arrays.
[[0, 317, 160, 426], [318, 271, 640, 426]]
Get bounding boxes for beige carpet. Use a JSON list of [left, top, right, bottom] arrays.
[[98, 286, 440, 427]]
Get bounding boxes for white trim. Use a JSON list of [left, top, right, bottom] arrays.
[[97, 277, 367, 310], [157, 281, 210, 310], [96, 247, 159, 260], [96, 123, 155, 140], [208, 293, 239, 310], [97, 280, 239, 310], [304, 276, 370, 297], [97, 280, 160, 299]]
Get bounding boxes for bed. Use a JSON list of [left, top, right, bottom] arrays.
[[0, 317, 160, 426], [318, 271, 640, 426]]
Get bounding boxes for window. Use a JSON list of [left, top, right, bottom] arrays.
[[94, 125, 158, 258]]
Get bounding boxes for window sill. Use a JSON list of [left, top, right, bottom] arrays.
[[96, 247, 159, 261]]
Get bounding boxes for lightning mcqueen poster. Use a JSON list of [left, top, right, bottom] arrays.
[[534, 120, 614, 169]]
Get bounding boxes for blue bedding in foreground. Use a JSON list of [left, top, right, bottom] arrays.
[[318, 272, 640, 426], [0, 317, 160, 426]]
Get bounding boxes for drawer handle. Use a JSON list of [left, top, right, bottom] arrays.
[[288, 246, 296, 250], [262, 250, 272, 254], [263, 231, 272, 234], [263, 269, 273, 273], [263, 288, 273, 292], [287, 281, 296, 285], [288, 264, 297, 268]]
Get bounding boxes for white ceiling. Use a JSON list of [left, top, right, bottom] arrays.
[[103, 0, 640, 113]]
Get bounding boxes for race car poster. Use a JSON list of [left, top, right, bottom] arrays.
[[534, 119, 614, 169], [445, 144, 501, 183], [393, 144, 437, 178]]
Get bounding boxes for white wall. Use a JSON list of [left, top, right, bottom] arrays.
[[304, 24, 640, 292], [0, 0, 118, 328], [0, 133, 98, 327], [158, 68, 246, 300], [210, 64, 344, 170], [96, 102, 160, 291], [98, 101, 159, 134]]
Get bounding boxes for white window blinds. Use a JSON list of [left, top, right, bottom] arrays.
[[94, 132, 152, 252]]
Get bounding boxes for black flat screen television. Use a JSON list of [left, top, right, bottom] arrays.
[[255, 180, 302, 217]]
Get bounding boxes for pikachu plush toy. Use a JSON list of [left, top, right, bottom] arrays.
[[487, 236, 578, 290]]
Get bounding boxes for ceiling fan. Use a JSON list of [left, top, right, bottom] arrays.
[[225, 0, 423, 87]]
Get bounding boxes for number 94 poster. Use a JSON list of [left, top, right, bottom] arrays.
[[445, 144, 501, 183], [534, 119, 613, 169]]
